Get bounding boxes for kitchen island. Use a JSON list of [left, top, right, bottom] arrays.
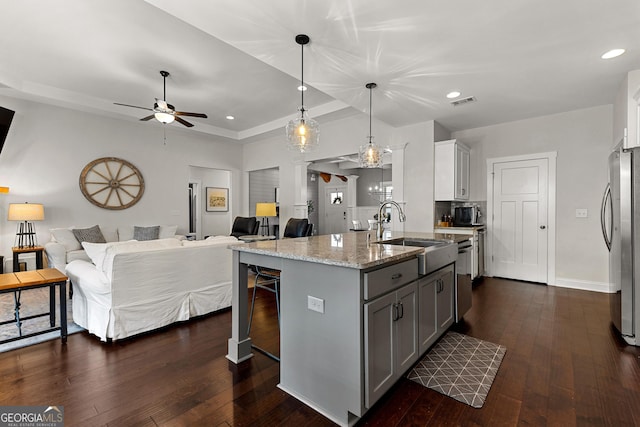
[[227, 231, 463, 426]]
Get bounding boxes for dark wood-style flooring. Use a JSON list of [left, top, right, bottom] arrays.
[[1, 277, 639, 426]]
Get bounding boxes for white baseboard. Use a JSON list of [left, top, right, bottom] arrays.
[[551, 277, 613, 293]]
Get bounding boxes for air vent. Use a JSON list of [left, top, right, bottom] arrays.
[[450, 96, 477, 107]]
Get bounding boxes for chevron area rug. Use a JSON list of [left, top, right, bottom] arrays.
[[407, 331, 506, 408]]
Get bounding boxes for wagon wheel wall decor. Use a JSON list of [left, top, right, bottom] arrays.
[[79, 157, 145, 210]]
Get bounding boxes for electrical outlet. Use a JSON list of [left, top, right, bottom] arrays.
[[575, 209, 588, 218], [307, 296, 324, 313]]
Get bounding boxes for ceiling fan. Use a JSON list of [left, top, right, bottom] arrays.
[[114, 70, 207, 128]]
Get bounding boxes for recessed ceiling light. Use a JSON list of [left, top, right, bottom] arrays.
[[446, 91, 461, 99], [601, 49, 625, 59], [226, 115, 235, 120], [297, 85, 307, 91]]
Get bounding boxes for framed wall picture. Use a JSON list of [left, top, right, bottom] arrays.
[[206, 187, 229, 212]]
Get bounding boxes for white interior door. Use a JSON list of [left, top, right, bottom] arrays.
[[324, 186, 347, 234], [491, 158, 549, 283]]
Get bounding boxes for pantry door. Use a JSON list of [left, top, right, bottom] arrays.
[[488, 154, 555, 284]]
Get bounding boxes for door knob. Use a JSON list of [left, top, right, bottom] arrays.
[[540, 225, 546, 230]]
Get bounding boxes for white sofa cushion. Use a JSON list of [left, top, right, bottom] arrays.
[[82, 240, 135, 271], [50, 228, 82, 251], [67, 249, 91, 264], [102, 238, 183, 280], [82, 238, 182, 274]]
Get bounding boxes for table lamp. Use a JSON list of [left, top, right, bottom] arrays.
[[255, 202, 277, 236], [8, 202, 45, 248]]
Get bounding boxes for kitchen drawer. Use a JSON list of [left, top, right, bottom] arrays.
[[363, 258, 419, 301]]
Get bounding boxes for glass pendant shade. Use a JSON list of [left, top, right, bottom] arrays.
[[359, 82, 384, 168], [286, 108, 319, 153], [154, 111, 175, 124], [359, 137, 383, 168], [286, 34, 319, 153]]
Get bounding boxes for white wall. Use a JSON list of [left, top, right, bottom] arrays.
[[394, 121, 437, 233], [188, 166, 232, 238], [0, 96, 243, 264], [243, 113, 397, 230], [452, 105, 612, 288]]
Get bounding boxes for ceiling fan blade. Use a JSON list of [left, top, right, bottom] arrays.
[[140, 114, 155, 121], [174, 116, 194, 127], [114, 102, 153, 111], [175, 111, 208, 118]]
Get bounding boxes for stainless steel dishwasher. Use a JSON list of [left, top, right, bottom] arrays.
[[455, 238, 473, 322]]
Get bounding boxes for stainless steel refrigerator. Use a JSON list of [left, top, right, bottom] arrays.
[[601, 141, 640, 346]]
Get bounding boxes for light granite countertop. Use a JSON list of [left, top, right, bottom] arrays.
[[229, 230, 467, 270]]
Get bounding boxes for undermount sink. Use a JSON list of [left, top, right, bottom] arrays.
[[377, 237, 457, 275]]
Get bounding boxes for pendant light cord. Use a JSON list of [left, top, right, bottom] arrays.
[[369, 85, 372, 144], [300, 41, 304, 111]]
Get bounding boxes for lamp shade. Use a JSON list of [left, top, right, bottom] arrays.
[[256, 202, 277, 217], [8, 203, 45, 221], [0, 186, 9, 193]]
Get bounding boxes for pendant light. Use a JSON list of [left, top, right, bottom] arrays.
[[359, 82, 383, 168], [286, 34, 319, 153]]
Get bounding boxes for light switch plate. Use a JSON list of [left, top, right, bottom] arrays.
[[575, 208, 588, 218], [307, 296, 324, 313]]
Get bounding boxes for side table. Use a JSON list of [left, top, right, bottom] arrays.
[[12, 246, 45, 272]]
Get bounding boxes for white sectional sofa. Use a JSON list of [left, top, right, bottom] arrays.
[[64, 236, 242, 341], [44, 225, 183, 272]]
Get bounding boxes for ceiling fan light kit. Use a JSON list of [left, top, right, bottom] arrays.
[[286, 34, 319, 153], [359, 82, 384, 168], [114, 70, 207, 128], [154, 111, 175, 124]]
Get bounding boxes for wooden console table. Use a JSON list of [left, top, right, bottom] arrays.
[[0, 268, 68, 344]]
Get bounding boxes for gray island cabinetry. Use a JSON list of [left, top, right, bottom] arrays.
[[227, 232, 455, 427]]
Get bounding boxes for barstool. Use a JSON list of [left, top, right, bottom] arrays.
[[247, 266, 281, 361]]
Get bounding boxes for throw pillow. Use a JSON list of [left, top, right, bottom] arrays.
[[50, 228, 82, 251], [159, 225, 178, 239], [133, 225, 160, 241], [72, 225, 106, 244]]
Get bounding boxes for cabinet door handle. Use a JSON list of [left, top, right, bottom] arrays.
[[391, 273, 402, 280], [392, 303, 399, 321], [398, 301, 404, 319]]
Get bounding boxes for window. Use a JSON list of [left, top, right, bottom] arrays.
[[330, 191, 343, 204]]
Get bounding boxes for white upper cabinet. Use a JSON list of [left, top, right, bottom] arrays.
[[434, 139, 470, 201]]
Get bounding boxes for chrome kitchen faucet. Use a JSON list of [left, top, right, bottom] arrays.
[[378, 200, 406, 238]]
